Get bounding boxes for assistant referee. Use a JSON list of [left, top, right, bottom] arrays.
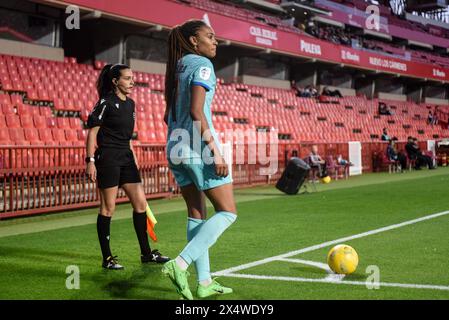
[[86, 63, 169, 269]]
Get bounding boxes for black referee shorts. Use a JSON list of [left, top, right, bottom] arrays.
[[96, 164, 141, 189], [94, 148, 142, 189]]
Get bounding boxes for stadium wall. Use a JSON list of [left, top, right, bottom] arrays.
[[0, 39, 64, 62], [128, 59, 166, 75], [237, 75, 291, 89]]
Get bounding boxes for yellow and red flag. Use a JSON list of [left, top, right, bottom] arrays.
[[146, 204, 158, 242]]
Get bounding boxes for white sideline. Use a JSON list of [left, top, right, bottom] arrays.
[[219, 273, 449, 291], [213, 210, 449, 277]]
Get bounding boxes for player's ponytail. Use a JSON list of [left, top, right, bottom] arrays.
[[165, 19, 208, 122], [96, 63, 130, 98]]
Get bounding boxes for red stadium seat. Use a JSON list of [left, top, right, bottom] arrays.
[[78, 129, 88, 142], [9, 128, 29, 145], [10, 94, 23, 106], [20, 115, 34, 128], [39, 107, 52, 117], [5, 114, 21, 128], [80, 109, 90, 122], [1, 103, 16, 115], [0, 93, 11, 105], [57, 117, 70, 129], [64, 129, 78, 142], [24, 128, 44, 145], [38, 128, 54, 145], [69, 117, 81, 129], [0, 80, 13, 91], [94, 60, 107, 70], [33, 115, 47, 129], [47, 117, 57, 128], [0, 128, 12, 144], [29, 106, 40, 116], [26, 89, 39, 101], [53, 98, 65, 111], [51, 128, 67, 144]]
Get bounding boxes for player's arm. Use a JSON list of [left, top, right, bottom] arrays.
[[190, 85, 228, 177], [85, 100, 109, 182], [86, 126, 99, 182], [129, 140, 139, 169]]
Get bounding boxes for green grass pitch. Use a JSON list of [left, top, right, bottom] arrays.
[[1, 167, 449, 300]]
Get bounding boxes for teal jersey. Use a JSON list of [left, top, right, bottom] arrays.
[[167, 54, 219, 161]]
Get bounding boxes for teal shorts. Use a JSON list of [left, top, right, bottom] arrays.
[[169, 158, 232, 191]]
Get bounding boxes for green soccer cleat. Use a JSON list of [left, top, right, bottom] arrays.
[[161, 260, 193, 300], [196, 278, 233, 298]]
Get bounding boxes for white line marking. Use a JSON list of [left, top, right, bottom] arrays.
[[220, 273, 449, 291], [278, 258, 330, 271], [213, 210, 449, 276], [278, 258, 346, 281]]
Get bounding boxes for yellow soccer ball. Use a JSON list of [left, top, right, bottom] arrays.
[[327, 244, 359, 275], [321, 176, 331, 184]]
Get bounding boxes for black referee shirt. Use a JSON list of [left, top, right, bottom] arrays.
[[87, 92, 136, 149], [87, 93, 136, 167]]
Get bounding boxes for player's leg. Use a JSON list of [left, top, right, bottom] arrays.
[[179, 184, 212, 287], [178, 173, 237, 264], [171, 178, 236, 298], [98, 185, 123, 269], [160, 164, 195, 299], [162, 164, 209, 300], [194, 182, 235, 297], [121, 182, 170, 263]]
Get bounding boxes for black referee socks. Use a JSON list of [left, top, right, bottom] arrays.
[[133, 211, 152, 256], [97, 214, 112, 260]]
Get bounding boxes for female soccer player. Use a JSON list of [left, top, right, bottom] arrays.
[[161, 20, 237, 300], [86, 63, 169, 269]]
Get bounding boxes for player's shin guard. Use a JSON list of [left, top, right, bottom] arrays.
[[180, 211, 237, 265], [187, 217, 210, 282]]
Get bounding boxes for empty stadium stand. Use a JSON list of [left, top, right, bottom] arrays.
[[0, 53, 448, 150]]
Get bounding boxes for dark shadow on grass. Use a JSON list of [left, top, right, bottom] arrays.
[[0, 245, 98, 263], [96, 264, 181, 300]]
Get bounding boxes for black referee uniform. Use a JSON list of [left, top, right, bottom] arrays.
[[87, 92, 141, 189]]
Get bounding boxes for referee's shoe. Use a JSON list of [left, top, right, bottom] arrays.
[[102, 256, 124, 270], [141, 249, 170, 264]]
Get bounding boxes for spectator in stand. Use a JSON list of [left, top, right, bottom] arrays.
[[381, 128, 390, 141], [322, 86, 343, 98], [302, 85, 318, 98], [405, 137, 435, 170], [386, 139, 406, 172], [305, 21, 318, 37], [291, 80, 303, 97], [308, 145, 328, 178], [432, 109, 439, 125], [379, 102, 393, 115], [337, 154, 352, 167], [301, 86, 312, 98], [427, 110, 434, 125]]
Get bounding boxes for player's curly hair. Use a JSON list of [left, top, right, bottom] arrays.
[[165, 19, 208, 122]]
